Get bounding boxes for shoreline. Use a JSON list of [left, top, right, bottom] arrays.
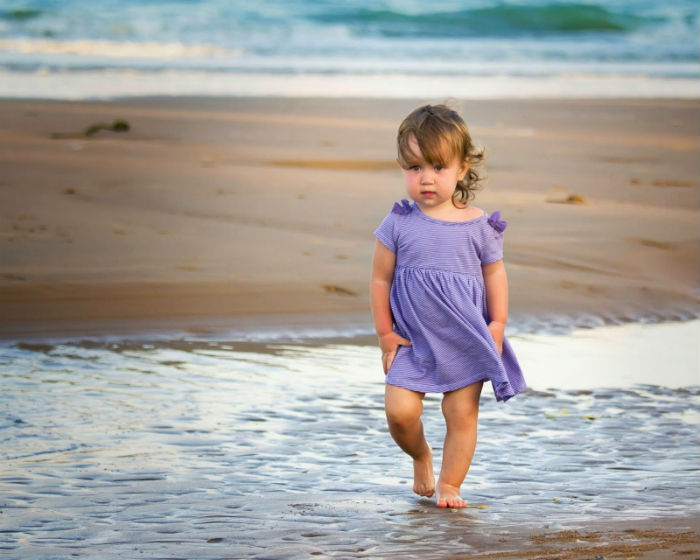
[[1, 69, 699, 100], [1, 96, 698, 342], [0, 298, 698, 344]]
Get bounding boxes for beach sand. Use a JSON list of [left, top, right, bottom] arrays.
[[461, 517, 699, 559], [0, 97, 698, 339], [1, 96, 698, 557]]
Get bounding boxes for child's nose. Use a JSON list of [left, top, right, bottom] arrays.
[[420, 168, 435, 183]]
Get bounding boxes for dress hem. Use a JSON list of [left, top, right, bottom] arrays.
[[386, 376, 526, 402], [386, 376, 489, 395]]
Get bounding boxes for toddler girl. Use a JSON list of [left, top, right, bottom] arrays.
[[370, 104, 526, 508]]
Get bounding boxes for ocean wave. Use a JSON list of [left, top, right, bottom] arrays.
[[0, 8, 43, 22], [311, 2, 650, 38], [0, 0, 696, 98]]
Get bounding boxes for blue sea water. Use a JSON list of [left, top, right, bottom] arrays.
[[0, 0, 698, 98]]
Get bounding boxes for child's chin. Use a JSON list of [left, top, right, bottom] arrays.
[[419, 196, 443, 205]]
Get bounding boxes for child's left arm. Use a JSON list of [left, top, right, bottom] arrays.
[[482, 259, 508, 355]]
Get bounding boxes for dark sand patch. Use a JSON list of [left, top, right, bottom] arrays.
[[50, 119, 130, 139]]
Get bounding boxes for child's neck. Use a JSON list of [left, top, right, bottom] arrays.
[[417, 201, 483, 223]]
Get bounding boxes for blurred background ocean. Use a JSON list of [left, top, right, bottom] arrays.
[[0, 0, 698, 98]]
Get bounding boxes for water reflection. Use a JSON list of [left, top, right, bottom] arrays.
[[1, 324, 698, 558]]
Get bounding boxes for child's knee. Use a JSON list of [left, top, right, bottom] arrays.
[[441, 397, 479, 428], [385, 400, 421, 430], [443, 405, 478, 430]]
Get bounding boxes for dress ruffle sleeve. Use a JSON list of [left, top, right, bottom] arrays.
[[374, 200, 412, 253], [480, 210, 507, 265]]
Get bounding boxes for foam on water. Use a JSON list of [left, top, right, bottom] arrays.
[[0, 320, 698, 557], [0, 0, 697, 100], [1, 67, 699, 100]]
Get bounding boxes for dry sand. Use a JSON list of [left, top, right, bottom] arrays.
[[0, 96, 698, 339]]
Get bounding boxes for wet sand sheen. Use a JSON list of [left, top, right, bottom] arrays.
[[0, 321, 698, 558], [0, 97, 698, 339]]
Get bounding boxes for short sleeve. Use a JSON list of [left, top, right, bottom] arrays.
[[374, 212, 397, 253], [480, 214, 505, 265]]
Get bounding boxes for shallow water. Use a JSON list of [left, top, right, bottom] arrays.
[[1, 321, 698, 559]]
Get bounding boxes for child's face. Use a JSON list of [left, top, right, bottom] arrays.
[[399, 135, 468, 212]]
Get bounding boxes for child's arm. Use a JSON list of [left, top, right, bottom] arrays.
[[370, 240, 411, 373], [482, 259, 508, 355]]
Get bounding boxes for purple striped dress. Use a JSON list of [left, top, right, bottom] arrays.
[[374, 200, 526, 401]]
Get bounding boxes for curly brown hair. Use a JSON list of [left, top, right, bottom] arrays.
[[397, 104, 485, 206]]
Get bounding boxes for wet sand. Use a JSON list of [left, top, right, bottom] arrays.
[[469, 517, 699, 560], [0, 97, 698, 339]]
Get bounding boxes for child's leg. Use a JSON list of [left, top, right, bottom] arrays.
[[437, 381, 483, 508], [384, 384, 434, 497]]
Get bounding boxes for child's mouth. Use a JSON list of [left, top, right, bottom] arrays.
[[421, 191, 436, 196]]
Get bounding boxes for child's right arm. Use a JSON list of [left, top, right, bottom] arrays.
[[370, 240, 411, 373]]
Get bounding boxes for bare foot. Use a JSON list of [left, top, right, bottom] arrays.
[[412, 447, 435, 497], [436, 481, 467, 508]]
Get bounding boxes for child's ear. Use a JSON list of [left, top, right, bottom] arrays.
[[458, 160, 470, 180]]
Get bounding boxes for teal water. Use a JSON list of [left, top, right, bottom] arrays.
[[0, 0, 698, 99], [1, 320, 698, 558]]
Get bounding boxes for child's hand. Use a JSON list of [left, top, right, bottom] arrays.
[[488, 321, 505, 355], [378, 332, 412, 374]]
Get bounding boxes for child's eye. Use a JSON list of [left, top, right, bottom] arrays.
[[434, 165, 444, 171], [409, 165, 420, 171]]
